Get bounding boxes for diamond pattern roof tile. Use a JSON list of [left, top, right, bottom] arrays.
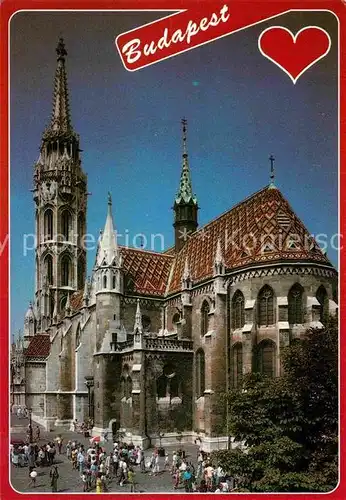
[[167, 185, 332, 293], [25, 334, 50, 358]]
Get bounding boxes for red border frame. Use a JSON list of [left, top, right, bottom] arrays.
[[0, 1, 344, 498]]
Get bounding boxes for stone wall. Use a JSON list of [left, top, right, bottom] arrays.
[[25, 362, 46, 417], [122, 298, 162, 334]]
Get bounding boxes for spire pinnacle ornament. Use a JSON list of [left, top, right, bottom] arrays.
[[269, 154, 276, 188], [214, 238, 225, 276], [175, 118, 197, 205], [182, 257, 192, 289], [134, 299, 143, 334]]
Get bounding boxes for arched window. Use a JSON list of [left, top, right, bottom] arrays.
[[195, 349, 205, 398], [103, 275, 107, 289], [61, 210, 71, 241], [44, 209, 53, 240], [232, 343, 243, 388], [60, 296, 67, 311], [232, 290, 245, 329], [288, 283, 304, 324], [316, 285, 328, 324], [258, 340, 276, 378], [77, 257, 85, 290], [61, 255, 71, 286], [172, 313, 180, 333], [157, 374, 167, 398], [112, 275, 116, 289], [258, 285, 274, 326], [45, 254, 53, 285], [201, 300, 210, 336]]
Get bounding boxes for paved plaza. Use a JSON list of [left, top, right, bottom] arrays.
[[10, 415, 200, 493]]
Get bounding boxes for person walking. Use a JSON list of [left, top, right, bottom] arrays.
[[56, 436, 63, 454], [66, 441, 72, 461], [29, 469, 37, 488], [81, 472, 88, 492], [96, 473, 102, 493], [50, 465, 59, 492], [105, 451, 112, 478], [153, 454, 160, 476], [77, 450, 85, 474], [113, 450, 119, 477], [128, 467, 136, 492]]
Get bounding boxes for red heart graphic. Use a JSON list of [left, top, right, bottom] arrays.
[[258, 26, 331, 84]]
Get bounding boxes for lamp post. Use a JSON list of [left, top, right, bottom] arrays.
[[28, 408, 33, 443], [85, 376, 94, 422]]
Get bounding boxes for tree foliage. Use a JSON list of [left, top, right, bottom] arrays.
[[212, 317, 338, 492]]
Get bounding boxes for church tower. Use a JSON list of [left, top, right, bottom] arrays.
[[33, 38, 87, 331], [94, 194, 123, 352], [173, 119, 198, 252]]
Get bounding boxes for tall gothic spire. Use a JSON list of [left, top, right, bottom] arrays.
[[175, 119, 197, 204], [96, 193, 120, 267], [43, 38, 74, 139]]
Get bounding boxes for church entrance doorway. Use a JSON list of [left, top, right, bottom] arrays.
[[111, 420, 120, 440]]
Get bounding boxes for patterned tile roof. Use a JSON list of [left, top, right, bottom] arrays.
[[167, 185, 332, 293], [25, 334, 50, 358], [70, 290, 84, 311], [120, 247, 174, 296]]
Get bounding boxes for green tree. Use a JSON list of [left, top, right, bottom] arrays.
[[212, 318, 338, 492]]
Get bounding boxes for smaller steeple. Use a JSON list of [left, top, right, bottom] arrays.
[[173, 119, 199, 252], [214, 238, 225, 276], [182, 257, 192, 290], [134, 299, 143, 334], [96, 193, 120, 267]]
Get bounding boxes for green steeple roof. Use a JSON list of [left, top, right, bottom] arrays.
[[175, 119, 198, 205]]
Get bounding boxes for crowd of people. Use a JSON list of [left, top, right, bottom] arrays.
[[11, 414, 236, 493], [62, 439, 236, 493]]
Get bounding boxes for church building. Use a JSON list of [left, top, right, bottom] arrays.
[[19, 39, 338, 451]]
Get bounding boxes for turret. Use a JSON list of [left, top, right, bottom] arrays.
[[94, 194, 123, 351], [24, 302, 35, 347], [173, 119, 198, 252]]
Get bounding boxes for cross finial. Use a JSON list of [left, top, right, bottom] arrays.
[[182, 118, 188, 157], [269, 154, 275, 184], [108, 192, 112, 206]]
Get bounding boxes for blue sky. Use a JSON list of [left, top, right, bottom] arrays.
[[10, 10, 338, 334]]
